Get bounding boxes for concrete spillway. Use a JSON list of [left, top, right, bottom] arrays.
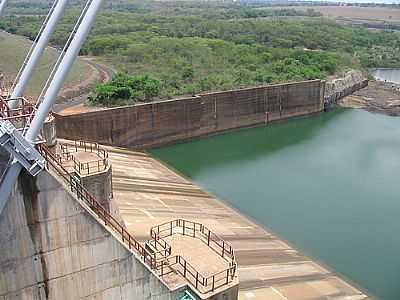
[[97, 143, 372, 300]]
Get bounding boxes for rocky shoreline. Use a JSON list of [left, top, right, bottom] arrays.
[[340, 80, 400, 116], [324, 70, 368, 110]]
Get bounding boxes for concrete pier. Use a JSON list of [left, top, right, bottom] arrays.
[[85, 143, 373, 300]]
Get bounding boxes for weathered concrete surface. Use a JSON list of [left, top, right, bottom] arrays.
[[341, 80, 400, 116], [55, 80, 324, 149], [0, 169, 186, 300], [324, 70, 368, 108], [100, 145, 373, 300]]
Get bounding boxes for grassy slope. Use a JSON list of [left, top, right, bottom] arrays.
[[0, 30, 91, 99]]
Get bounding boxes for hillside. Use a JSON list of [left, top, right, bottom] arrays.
[[0, 30, 92, 100], [2, 1, 400, 106]]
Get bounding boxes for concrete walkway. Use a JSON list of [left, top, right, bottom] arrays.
[[62, 141, 372, 300]]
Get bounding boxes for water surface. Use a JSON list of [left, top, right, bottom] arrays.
[[371, 68, 400, 84], [151, 109, 400, 300]]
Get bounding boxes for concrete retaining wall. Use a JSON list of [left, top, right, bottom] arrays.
[[0, 170, 184, 300], [324, 70, 368, 109], [55, 80, 324, 149]]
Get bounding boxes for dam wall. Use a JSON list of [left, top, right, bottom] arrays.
[[324, 70, 368, 109], [55, 80, 324, 149], [0, 169, 184, 300]]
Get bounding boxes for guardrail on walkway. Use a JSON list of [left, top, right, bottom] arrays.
[[59, 140, 108, 175], [0, 96, 35, 123], [37, 144, 157, 267], [151, 219, 236, 266], [151, 219, 237, 294], [37, 143, 237, 296]]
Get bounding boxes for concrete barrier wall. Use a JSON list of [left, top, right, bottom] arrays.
[[324, 70, 368, 109], [0, 170, 183, 300], [55, 80, 324, 149]]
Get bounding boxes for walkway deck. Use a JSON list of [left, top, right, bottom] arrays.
[[62, 141, 372, 300]]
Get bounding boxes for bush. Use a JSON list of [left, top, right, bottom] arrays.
[[89, 73, 161, 106]]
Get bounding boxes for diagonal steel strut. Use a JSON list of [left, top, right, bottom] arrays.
[[0, 0, 8, 15], [0, 0, 105, 214], [10, 0, 69, 104]]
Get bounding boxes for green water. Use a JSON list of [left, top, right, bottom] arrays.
[[151, 109, 400, 300]]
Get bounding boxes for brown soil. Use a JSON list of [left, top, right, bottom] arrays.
[[54, 57, 114, 113], [271, 6, 400, 22]]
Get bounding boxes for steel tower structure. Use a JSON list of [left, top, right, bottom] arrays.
[[10, 0, 69, 104], [0, 0, 104, 214]]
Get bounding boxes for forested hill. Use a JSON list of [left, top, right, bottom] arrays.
[[2, 1, 400, 105]]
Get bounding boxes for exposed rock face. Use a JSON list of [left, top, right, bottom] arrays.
[[324, 70, 368, 109]]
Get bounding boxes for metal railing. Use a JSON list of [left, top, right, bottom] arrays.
[[150, 219, 237, 294], [151, 219, 236, 266], [156, 255, 236, 294], [37, 144, 236, 295], [146, 237, 172, 261], [59, 140, 109, 175], [37, 144, 158, 269], [0, 96, 35, 123]]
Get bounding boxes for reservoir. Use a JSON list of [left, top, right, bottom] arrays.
[[371, 68, 400, 84], [151, 108, 400, 300]]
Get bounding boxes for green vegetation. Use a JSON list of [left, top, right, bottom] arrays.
[[3, 1, 400, 105], [0, 31, 90, 98], [88, 73, 160, 105]]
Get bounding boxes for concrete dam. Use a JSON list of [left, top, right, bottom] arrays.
[[0, 72, 373, 300]]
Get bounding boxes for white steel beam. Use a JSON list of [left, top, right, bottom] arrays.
[[0, 0, 104, 213], [10, 0, 69, 103], [0, 0, 8, 15]]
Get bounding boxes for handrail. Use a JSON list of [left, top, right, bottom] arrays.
[[151, 219, 236, 266], [150, 219, 237, 294], [37, 144, 236, 295], [0, 96, 36, 122], [37, 144, 158, 269], [156, 255, 236, 294], [58, 140, 109, 175]]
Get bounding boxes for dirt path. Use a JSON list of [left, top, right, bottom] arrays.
[[54, 57, 114, 113]]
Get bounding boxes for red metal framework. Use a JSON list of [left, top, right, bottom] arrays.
[[0, 96, 35, 123], [59, 140, 109, 175], [37, 144, 158, 268], [150, 219, 237, 294], [151, 219, 236, 266], [37, 143, 237, 295]]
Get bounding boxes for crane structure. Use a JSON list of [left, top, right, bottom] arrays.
[[0, 0, 105, 214]]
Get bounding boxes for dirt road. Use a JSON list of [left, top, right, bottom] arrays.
[[54, 57, 114, 113]]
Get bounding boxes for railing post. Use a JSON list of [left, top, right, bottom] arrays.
[[226, 269, 229, 284], [207, 230, 210, 246], [170, 221, 172, 236], [212, 276, 215, 292], [222, 241, 225, 258], [184, 259, 187, 277], [196, 273, 199, 289], [183, 220, 185, 236]]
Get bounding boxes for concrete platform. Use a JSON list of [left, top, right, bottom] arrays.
[[164, 234, 230, 278], [60, 140, 373, 300]]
